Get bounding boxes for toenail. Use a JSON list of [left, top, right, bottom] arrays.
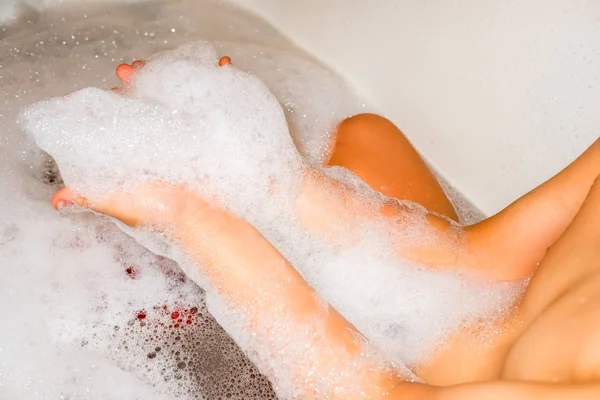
[[116, 64, 134, 80], [219, 56, 232, 66]]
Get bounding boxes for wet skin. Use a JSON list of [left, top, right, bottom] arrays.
[[52, 59, 600, 399]]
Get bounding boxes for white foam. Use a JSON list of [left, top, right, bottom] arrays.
[[1, 1, 365, 398], [20, 39, 525, 399], [2, 1, 509, 399]]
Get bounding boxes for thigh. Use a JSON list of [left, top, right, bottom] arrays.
[[327, 113, 457, 220]]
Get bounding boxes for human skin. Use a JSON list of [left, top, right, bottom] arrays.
[[51, 61, 600, 398]]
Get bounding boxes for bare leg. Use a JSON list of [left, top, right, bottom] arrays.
[[465, 139, 600, 281], [328, 114, 458, 221], [101, 61, 529, 282], [468, 140, 600, 280], [108, 60, 600, 283], [519, 173, 600, 322], [327, 116, 600, 282], [112, 63, 455, 221]]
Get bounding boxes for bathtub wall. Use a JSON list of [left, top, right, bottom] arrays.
[[230, 0, 600, 215]]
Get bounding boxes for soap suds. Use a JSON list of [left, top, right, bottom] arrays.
[[1, 1, 497, 399], [20, 40, 523, 398]]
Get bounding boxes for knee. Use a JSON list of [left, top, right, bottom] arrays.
[[337, 113, 399, 142], [339, 113, 390, 131]]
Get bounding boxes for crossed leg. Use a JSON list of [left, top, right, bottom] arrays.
[[112, 59, 457, 220], [326, 113, 600, 282], [56, 58, 600, 285], [328, 113, 458, 221]]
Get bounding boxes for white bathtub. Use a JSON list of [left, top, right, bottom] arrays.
[[1, 1, 598, 399], [228, 0, 599, 215], [5, 0, 598, 213]]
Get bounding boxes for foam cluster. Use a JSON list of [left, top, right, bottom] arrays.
[[19, 40, 525, 399], [0, 164, 276, 400], [1, 1, 367, 398], [3, 1, 508, 398], [22, 42, 304, 225]]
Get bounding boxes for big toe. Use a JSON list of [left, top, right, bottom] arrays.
[[116, 63, 135, 82], [52, 187, 88, 210]]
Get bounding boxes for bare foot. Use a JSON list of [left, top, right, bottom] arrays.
[[54, 56, 483, 283], [51, 183, 208, 229], [54, 55, 237, 224], [111, 56, 232, 91]]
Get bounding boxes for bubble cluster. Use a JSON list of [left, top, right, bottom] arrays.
[[20, 38, 525, 397], [2, 1, 498, 399], [0, 184, 278, 398], [95, 302, 278, 400]]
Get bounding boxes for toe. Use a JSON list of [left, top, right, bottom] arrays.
[[116, 63, 135, 82], [51, 187, 88, 210], [219, 56, 232, 66]]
